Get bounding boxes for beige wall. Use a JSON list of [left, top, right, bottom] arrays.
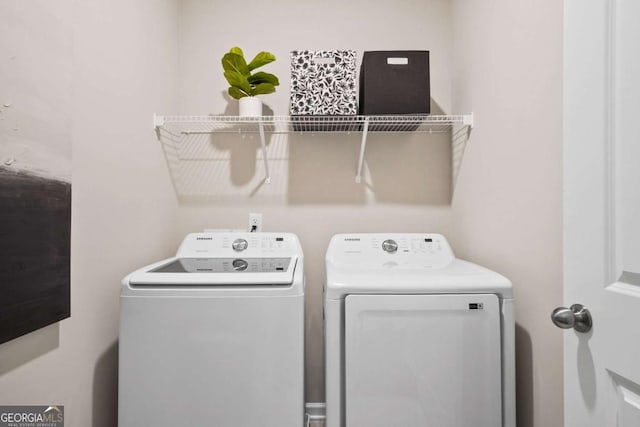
[[0, 1, 180, 426], [449, 1, 564, 426], [175, 0, 455, 402]]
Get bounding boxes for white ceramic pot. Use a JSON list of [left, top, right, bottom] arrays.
[[238, 97, 263, 117]]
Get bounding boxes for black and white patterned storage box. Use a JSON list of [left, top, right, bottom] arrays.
[[290, 50, 358, 117]]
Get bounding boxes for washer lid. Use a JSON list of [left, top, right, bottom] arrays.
[[127, 256, 297, 286], [150, 257, 292, 274], [325, 233, 512, 299], [125, 232, 304, 287]]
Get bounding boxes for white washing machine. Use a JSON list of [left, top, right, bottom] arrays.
[[324, 233, 515, 427], [119, 232, 304, 427]]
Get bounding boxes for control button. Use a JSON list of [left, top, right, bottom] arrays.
[[232, 238, 248, 252], [232, 259, 248, 271], [382, 239, 398, 253]]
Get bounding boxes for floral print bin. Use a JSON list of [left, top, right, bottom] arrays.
[[290, 50, 358, 116]]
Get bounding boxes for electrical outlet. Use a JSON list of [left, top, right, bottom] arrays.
[[248, 213, 262, 232]]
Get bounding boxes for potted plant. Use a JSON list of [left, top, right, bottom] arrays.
[[222, 47, 280, 117]]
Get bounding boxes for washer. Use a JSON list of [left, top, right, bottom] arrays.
[[119, 232, 304, 427], [324, 233, 515, 427]]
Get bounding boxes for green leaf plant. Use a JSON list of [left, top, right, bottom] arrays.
[[222, 47, 280, 99]]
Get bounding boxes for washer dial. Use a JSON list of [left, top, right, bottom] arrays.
[[382, 239, 398, 253], [232, 238, 248, 252]]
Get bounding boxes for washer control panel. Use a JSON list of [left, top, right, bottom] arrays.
[[328, 233, 455, 269], [177, 232, 298, 258]]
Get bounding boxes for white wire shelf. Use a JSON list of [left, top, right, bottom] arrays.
[[153, 113, 474, 184], [154, 114, 474, 135]]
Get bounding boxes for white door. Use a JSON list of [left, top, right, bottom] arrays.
[[563, 0, 640, 425]]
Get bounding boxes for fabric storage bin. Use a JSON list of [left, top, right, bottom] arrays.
[[290, 50, 358, 116], [359, 50, 430, 115]]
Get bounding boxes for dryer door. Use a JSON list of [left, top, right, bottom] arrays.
[[345, 293, 502, 427]]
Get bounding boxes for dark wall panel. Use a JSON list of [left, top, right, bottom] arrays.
[[0, 166, 71, 344]]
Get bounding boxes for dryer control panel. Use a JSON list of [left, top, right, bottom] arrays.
[[327, 233, 455, 269]]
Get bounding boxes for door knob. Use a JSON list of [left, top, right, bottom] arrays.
[[551, 304, 592, 333]]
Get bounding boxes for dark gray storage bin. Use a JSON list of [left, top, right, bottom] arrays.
[[359, 50, 430, 115]]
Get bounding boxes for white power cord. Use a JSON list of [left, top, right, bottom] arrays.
[[305, 413, 325, 427]]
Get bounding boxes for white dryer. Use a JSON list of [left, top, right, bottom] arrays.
[[324, 233, 515, 427], [119, 232, 304, 427]]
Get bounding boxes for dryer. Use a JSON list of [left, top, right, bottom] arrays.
[[119, 232, 304, 427], [324, 233, 514, 427]]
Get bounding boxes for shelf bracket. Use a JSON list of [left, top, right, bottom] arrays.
[[153, 113, 165, 129], [153, 113, 164, 140], [355, 117, 370, 184], [463, 112, 474, 129], [258, 119, 271, 184]]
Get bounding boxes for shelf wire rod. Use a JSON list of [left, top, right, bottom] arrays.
[[355, 117, 370, 184], [257, 119, 271, 184]]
